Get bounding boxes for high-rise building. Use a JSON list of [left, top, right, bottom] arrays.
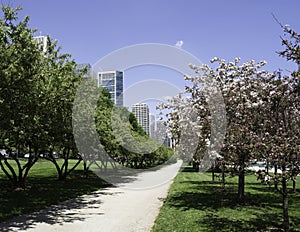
[[33, 35, 47, 53], [132, 103, 150, 135], [97, 71, 124, 107]]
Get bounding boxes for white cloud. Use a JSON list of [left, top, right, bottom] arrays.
[[175, 40, 184, 48]]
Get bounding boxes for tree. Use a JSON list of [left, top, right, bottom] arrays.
[[255, 72, 300, 231], [161, 57, 272, 203], [38, 36, 84, 180], [278, 24, 300, 194], [0, 5, 44, 188], [194, 58, 276, 202], [0, 5, 85, 185], [255, 25, 300, 231]]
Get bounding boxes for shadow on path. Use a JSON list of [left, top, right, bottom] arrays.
[[0, 189, 120, 232]]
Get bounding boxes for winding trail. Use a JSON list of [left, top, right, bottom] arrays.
[[0, 160, 182, 232]]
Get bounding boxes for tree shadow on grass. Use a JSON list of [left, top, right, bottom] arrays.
[[201, 209, 300, 232], [199, 211, 285, 232], [166, 185, 237, 211], [166, 188, 293, 231], [165, 168, 300, 231]]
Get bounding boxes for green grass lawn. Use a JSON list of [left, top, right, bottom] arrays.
[[0, 159, 109, 222], [152, 166, 300, 232]]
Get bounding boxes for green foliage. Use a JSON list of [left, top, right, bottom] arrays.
[[0, 5, 84, 186], [0, 5, 44, 188]]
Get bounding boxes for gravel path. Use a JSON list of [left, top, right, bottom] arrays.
[[0, 160, 182, 232]]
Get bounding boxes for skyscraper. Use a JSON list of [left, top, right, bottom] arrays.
[[97, 71, 124, 107], [132, 103, 150, 135]]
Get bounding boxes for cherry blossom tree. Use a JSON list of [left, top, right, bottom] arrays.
[[158, 21, 300, 230], [160, 57, 272, 202], [255, 71, 300, 231], [163, 57, 300, 230], [254, 25, 300, 231], [192, 58, 274, 202]]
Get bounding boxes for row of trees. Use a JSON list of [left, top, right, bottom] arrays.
[[0, 5, 174, 188], [160, 24, 300, 231], [0, 5, 83, 187]]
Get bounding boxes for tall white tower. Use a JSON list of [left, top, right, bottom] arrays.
[[132, 103, 150, 135], [33, 35, 47, 53]]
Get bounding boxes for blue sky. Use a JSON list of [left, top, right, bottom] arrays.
[[5, 0, 300, 112]]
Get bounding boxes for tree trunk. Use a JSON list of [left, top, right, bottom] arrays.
[[237, 166, 245, 203], [83, 161, 89, 178], [282, 177, 289, 231], [1, 152, 38, 189], [292, 178, 296, 193], [18, 177, 26, 189], [265, 159, 269, 175], [58, 170, 65, 180], [274, 164, 278, 189], [0, 157, 17, 184], [221, 162, 226, 189]]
